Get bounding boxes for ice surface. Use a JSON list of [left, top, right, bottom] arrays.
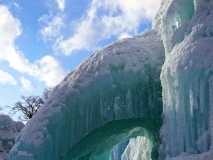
[[9, 29, 164, 160], [0, 114, 24, 160]]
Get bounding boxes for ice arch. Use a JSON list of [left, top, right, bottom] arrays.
[[64, 118, 162, 160], [10, 29, 164, 160]]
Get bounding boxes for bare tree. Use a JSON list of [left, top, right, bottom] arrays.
[[42, 87, 52, 100], [8, 88, 52, 121]]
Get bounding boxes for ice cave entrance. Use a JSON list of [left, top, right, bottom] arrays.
[[63, 118, 162, 160]]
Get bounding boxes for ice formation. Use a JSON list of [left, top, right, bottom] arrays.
[[155, 0, 213, 159], [9, 29, 164, 160], [9, 0, 213, 159], [0, 114, 24, 160]]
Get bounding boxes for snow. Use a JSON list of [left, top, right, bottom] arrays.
[[0, 114, 24, 160], [9, 29, 164, 160]]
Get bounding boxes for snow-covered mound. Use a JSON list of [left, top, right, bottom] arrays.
[[9, 29, 164, 160], [155, 0, 213, 159], [0, 114, 24, 160]]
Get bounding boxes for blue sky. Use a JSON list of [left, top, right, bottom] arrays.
[[0, 0, 161, 120]]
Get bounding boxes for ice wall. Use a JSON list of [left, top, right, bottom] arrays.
[[155, 0, 213, 159], [0, 114, 24, 160], [9, 29, 164, 160]]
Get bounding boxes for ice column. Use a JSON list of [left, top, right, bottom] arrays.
[[156, 0, 213, 159]]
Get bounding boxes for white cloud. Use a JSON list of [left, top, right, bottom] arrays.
[[118, 33, 132, 40], [54, 0, 161, 55], [0, 5, 66, 87], [20, 77, 33, 92], [0, 5, 21, 46], [36, 56, 66, 87], [11, 3, 20, 10], [0, 70, 17, 85], [38, 0, 66, 41], [56, 0, 65, 11], [39, 14, 64, 41]]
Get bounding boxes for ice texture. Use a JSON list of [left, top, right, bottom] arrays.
[[155, 0, 213, 159], [9, 29, 164, 160], [0, 114, 24, 160]]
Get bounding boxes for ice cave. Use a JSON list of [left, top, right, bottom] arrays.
[[9, 0, 213, 160]]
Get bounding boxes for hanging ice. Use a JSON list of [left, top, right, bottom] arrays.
[[9, 29, 164, 160]]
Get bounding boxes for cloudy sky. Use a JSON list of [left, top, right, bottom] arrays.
[[0, 0, 161, 120]]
